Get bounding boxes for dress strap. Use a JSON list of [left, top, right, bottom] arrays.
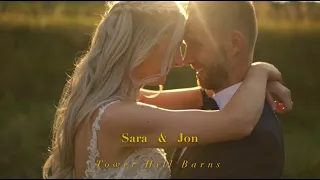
[[84, 100, 120, 178]]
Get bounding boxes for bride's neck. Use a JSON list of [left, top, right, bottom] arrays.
[[115, 83, 141, 102]]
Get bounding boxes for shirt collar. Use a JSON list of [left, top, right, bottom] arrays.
[[212, 82, 242, 109]]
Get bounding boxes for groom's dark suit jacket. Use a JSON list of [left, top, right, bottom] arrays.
[[170, 89, 285, 179]]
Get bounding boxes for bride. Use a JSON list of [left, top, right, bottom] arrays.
[[43, 1, 288, 179]]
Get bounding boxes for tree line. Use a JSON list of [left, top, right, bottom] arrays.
[[0, 1, 319, 22]]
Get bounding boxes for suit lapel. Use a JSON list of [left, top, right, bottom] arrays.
[[171, 89, 219, 176], [171, 148, 183, 172]]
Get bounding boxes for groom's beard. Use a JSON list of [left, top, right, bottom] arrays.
[[197, 64, 229, 92], [197, 50, 229, 92]]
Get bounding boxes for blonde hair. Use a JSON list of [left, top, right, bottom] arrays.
[[42, 1, 186, 179]]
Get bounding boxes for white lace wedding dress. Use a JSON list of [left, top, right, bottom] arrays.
[[83, 100, 171, 179]]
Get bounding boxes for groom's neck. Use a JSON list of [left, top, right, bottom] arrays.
[[214, 56, 252, 93]]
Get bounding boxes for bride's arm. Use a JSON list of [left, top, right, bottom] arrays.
[[104, 63, 280, 148], [139, 82, 292, 112], [138, 87, 206, 110]]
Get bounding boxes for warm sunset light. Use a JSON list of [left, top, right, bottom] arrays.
[[0, 1, 319, 179]]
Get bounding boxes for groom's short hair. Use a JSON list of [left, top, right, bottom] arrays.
[[187, 1, 258, 54]]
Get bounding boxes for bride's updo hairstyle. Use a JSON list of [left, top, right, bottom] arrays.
[[42, 1, 186, 179]]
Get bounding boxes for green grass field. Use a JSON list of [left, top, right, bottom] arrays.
[[1, 1, 320, 178]]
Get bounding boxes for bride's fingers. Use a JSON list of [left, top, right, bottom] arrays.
[[267, 95, 289, 114], [266, 91, 276, 110], [274, 101, 286, 114], [276, 87, 292, 113], [266, 90, 293, 114]]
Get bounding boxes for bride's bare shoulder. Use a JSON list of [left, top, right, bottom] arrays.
[[100, 101, 159, 130]]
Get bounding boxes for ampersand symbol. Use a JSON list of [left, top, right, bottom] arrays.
[[158, 133, 167, 143]]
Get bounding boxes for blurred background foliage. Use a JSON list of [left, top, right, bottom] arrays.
[[0, 1, 319, 178]]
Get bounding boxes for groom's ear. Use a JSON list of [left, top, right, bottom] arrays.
[[229, 31, 245, 56]]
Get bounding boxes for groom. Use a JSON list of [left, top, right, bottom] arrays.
[[139, 1, 289, 178], [169, 1, 285, 178]]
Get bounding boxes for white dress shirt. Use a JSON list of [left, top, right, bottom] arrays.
[[213, 82, 242, 109]]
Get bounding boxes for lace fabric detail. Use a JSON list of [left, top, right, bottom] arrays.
[[84, 100, 171, 179]]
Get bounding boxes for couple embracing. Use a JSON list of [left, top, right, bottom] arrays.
[[43, 1, 293, 179]]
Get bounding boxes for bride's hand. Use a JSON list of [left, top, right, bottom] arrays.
[[251, 62, 282, 82], [250, 62, 292, 113], [266, 81, 293, 114]]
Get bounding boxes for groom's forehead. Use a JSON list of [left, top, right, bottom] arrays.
[[185, 13, 206, 37], [187, 1, 212, 17], [184, 20, 201, 38], [185, 2, 211, 31], [187, 1, 207, 13]]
